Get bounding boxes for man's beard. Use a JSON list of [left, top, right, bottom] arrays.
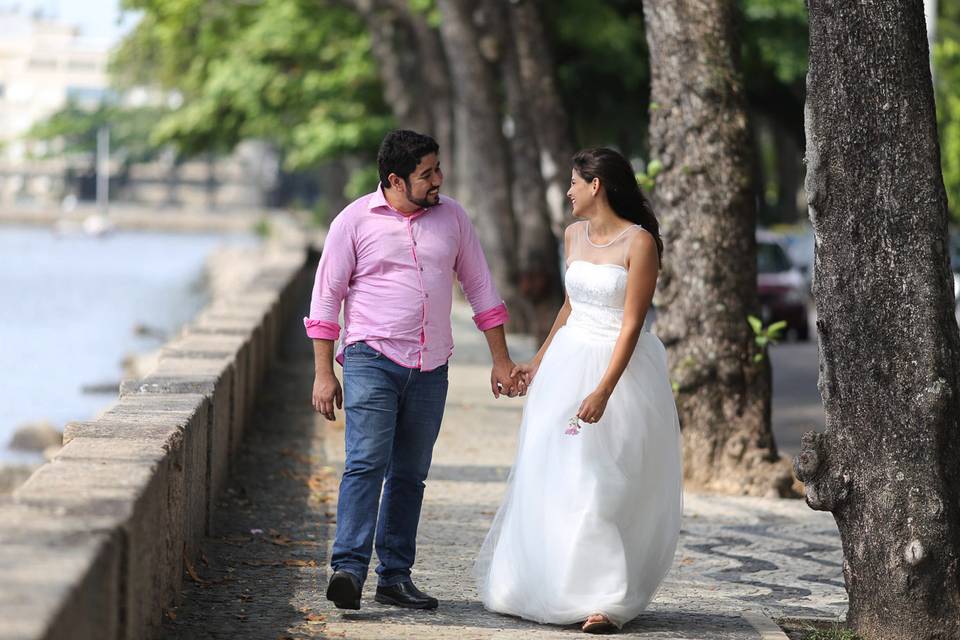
[[405, 184, 440, 209]]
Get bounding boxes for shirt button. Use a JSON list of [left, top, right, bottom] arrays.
[[424, 293, 429, 298], [419, 266, 424, 271]]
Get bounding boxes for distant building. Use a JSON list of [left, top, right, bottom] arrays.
[[0, 10, 281, 211], [0, 10, 111, 163]]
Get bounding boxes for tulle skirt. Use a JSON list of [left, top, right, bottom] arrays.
[[474, 326, 683, 627]]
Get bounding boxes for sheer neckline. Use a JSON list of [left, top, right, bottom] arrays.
[[585, 222, 639, 248]]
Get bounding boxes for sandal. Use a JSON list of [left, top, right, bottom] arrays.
[[582, 613, 617, 634]]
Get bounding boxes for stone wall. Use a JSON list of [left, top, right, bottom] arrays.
[[0, 226, 315, 640]]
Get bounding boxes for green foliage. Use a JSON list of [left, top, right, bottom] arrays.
[[739, 0, 808, 87], [310, 199, 332, 228], [636, 159, 662, 193], [935, 4, 960, 222], [27, 102, 170, 163], [344, 165, 381, 201], [113, 0, 393, 169], [543, 0, 650, 153], [748, 315, 786, 362], [252, 218, 272, 238], [407, 0, 441, 28]]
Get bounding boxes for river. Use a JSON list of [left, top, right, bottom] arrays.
[[0, 225, 256, 463]]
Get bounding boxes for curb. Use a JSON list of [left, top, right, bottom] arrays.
[[742, 612, 791, 640]]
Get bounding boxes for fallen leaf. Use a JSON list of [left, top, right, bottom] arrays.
[[284, 559, 318, 567], [241, 558, 318, 567], [183, 547, 210, 586]]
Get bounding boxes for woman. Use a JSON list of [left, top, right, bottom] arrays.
[[474, 148, 683, 634]]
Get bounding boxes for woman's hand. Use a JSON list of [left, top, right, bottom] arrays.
[[510, 360, 541, 387], [577, 388, 611, 424]]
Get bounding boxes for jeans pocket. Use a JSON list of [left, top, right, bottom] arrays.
[[346, 341, 381, 361]]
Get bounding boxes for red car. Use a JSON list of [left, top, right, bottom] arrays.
[[757, 232, 811, 341]]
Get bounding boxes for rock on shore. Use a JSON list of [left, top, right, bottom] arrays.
[[8, 420, 62, 452]]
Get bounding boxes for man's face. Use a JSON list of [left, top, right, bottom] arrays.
[[396, 152, 443, 209]]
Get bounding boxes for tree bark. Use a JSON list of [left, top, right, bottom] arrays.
[[795, 2, 960, 637], [492, 1, 564, 341], [506, 0, 575, 232], [435, 0, 518, 304], [643, 0, 795, 496], [347, 0, 457, 194]]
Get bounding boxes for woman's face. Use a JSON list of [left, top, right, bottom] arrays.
[[567, 169, 597, 217]]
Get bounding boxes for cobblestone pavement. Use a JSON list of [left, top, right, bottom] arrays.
[[163, 304, 847, 639]]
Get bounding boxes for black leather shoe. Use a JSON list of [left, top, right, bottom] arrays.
[[326, 571, 362, 610], [374, 580, 439, 609]]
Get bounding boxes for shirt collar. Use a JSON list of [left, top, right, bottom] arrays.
[[368, 186, 443, 218]]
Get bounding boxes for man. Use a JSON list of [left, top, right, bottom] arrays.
[[305, 129, 522, 611]]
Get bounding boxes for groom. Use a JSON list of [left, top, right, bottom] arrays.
[[305, 129, 522, 611]]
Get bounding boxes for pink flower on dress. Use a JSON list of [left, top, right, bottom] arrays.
[[564, 416, 582, 436]]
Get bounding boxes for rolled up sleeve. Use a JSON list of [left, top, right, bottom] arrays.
[[453, 207, 509, 331], [304, 216, 355, 340]]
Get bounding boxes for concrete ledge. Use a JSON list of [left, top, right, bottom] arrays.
[[0, 503, 121, 640], [0, 234, 312, 640]]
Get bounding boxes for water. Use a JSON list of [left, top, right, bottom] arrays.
[[0, 226, 257, 463]]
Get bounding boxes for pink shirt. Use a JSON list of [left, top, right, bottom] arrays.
[[304, 187, 509, 371]]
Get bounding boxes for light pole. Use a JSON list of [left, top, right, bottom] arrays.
[[96, 125, 109, 216]]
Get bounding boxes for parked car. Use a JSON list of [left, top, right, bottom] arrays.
[[757, 231, 810, 341]]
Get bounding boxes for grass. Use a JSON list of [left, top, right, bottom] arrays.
[[777, 618, 861, 640], [803, 626, 861, 640]]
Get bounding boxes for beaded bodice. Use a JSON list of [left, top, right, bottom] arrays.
[[563, 221, 644, 341]]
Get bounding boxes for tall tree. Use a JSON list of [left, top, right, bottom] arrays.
[[494, 1, 564, 340], [435, 0, 518, 305], [794, 2, 960, 638], [506, 0, 575, 230], [346, 0, 456, 194], [113, 0, 392, 170], [643, 0, 794, 496]]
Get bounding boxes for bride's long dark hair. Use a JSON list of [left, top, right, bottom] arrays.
[[572, 148, 664, 266]]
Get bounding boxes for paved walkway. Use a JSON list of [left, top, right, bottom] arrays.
[[162, 303, 847, 639]]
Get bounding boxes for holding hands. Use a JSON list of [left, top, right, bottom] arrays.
[[510, 360, 540, 388], [491, 358, 527, 398]]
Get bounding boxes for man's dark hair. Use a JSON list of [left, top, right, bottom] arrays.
[[377, 129, 439, 189]]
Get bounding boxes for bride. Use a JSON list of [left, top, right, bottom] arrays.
[[474, 148, 683, 634]]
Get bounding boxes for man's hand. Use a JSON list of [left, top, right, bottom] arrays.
[[312, 370, 343, 420], [491, 359, 525, 399]]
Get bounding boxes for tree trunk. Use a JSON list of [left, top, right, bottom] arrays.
[[347, 1, 455, 174], [795, 2, 960, 638], [506, 0, 575, 232], [435, 0, 518, 304], [643, 0, 795, 496], [349, 0, 433, 133], [492, 1, 564, 341]]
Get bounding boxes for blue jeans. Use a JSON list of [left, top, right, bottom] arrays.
[[331, 341, 449, 587]]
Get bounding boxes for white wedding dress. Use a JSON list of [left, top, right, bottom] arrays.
[[474, 221, 683, 628]]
